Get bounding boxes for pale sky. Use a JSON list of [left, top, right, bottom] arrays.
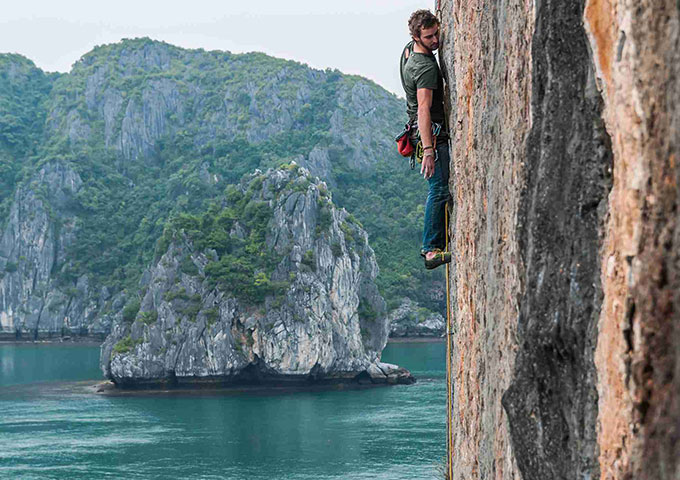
[[0, 0, 435, 95]]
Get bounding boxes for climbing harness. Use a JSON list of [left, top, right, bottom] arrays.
[[410, 122, 443, 170]]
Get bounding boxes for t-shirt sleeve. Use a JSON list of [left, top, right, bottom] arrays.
[[414, 63, 438, 90]]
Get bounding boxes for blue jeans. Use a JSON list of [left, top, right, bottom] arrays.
[[422, 141, 451, 253]]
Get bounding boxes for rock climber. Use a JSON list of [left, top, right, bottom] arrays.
[[400, 9, 451, 270]]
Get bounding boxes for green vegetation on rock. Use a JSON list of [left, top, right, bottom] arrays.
[[1, 38, 442, 317]]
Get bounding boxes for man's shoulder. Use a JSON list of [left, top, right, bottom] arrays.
[[406, 54, 438, 76]]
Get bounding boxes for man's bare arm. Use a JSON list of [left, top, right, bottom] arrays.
[[417, 88, 435, 179]]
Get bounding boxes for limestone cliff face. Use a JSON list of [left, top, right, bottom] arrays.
[[584, 1, 680, 478], [388, 298, 445, 338], [440, 0, 678, 478], [0, 162, 123, 338], [100, 167, 413, 387], [1, 39, 435, 338]]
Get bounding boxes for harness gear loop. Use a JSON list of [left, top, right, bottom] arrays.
[[412, 122, 443, 169]]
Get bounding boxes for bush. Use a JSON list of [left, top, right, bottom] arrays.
[[316, 205, 332, 235], [302, 250, 316, 271], [139, 311, 158, 325], [205, 308, 219, 326], [358, 299, 378, 323], [180, 256, 199, 275], [122, 298, 141, 323], [112, 335, 140, 355]]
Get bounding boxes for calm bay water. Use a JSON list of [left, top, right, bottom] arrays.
[[0, 342, 445, 479]]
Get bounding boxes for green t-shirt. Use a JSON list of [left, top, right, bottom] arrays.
[[400, 41, 445, 125]]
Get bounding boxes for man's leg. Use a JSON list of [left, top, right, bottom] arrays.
[[422, 141, 451, 258]]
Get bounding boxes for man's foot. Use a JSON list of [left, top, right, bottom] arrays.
[[424, 249, 451, 270]]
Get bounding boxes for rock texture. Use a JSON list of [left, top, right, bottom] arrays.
[[440, 0, 679, 478], [584, 1, 680, 478], [0, 162, 122, 338], [100, 166, 413, 388], [388, 298, 444, 337], [0, 39, 437, 338]]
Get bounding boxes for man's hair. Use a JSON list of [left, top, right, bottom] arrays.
[[408, 9, 439, 39]]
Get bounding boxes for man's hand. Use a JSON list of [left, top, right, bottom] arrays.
[[421, 151, 435, 179]]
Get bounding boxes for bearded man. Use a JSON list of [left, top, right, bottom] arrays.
[[400, 9, 451, 270]]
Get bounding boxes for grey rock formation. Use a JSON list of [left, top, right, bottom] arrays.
[[100, 166, 413, 388], [388, 298, 445, 337], [0, 162, 121, 338], [297, 146, 333, 185], [0, 39, 430, 341]]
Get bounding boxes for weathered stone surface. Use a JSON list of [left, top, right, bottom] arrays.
[[388, 298, 444, 337], [439, 0, 532, 477], [440, 0, 679, 478], [584, 1, 680, 478], [0, 162, 121, 338], [1, 39, 432, 338], [100, 167, 414, 387]]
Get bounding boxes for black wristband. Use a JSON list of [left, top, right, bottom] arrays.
[[423, 145, 433, 150]]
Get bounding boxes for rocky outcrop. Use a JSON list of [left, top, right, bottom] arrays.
[[0, 162, 122, 339], [100, 166, 413, 388], [0, 39, 434, 338], [440, 0, 679, 478], [388, 298, 444, 337]]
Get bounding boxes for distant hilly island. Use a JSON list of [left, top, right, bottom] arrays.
[[0, 38, 445, 338]]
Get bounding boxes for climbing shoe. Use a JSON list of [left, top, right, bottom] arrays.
[[424, 250, 451, 270]]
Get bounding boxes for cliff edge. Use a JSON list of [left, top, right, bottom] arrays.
[[100, 166, 414, 388]]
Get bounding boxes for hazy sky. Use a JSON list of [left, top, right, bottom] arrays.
[[1, 0, 435, 95]]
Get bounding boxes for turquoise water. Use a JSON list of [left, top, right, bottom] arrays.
[[0, 342, 445, 479]]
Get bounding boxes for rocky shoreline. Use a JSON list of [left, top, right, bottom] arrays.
[[92, 373, 413, 397], [0, 334, 105, 345], [93, 360, 414, 392]]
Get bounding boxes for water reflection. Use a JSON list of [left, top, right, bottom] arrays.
[[0, 342, 446, 479]]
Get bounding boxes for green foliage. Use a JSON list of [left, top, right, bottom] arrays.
[[301, 250, 316, 271], [180, 256, 199, 276], [340, 221, 356, 245], [139, 311, 158, 325], [316, 201, 332, 236], [0, 55, 59, 223], [204, 308, 219, 326], [164, 287, 190, 302], [331, 242, 343, 257], [4, 261, 17, 272], [112, 335, 142, 355], [169, 179, 288, 305], [2, 39, 442, 315], [122, 298, 141, 323], [180, 302, 200, 322], [358, 299, 378, 323]]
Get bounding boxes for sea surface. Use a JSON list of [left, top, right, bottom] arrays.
[[0, 341, 445, 480]]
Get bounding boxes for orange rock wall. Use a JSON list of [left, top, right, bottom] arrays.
[[439, 0, 532, 477], [584, 1, 680, 478], [439, 0, 679, 476]]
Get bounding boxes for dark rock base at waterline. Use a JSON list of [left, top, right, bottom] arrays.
[[99, 369, 415, 394], [0, 332, 106, 344]]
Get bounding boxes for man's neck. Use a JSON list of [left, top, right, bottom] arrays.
[[412, 41, 432, 55]]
